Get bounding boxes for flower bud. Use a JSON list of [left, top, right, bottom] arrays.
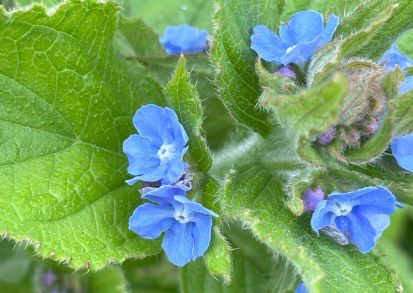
[[302, 186, 325, 211]]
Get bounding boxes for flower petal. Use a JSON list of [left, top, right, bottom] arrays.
[[391, 134, 413, 172], [336, 213, 377, 253], [133, 104, 173, 148], [160, 146, 189, 185], [320, 14, 340, 45], [129, 203, 175, 239], [349, 186, 396, 214], [123, 134, 166, 183], [281, 14, 338, 65], [400, 76, 413, 95], [354, 206, 390, 241], [310, 200, 335, 233], [142, 185, 186, 205], [163, 107, 189, 147], [160, 24, 207, 54], [191, 214, 213, 258], [174, 195, 218, 217], [250, 25, 286, 63], [162, 222, 195, 266], [379, 44, 413, 70], [280, 10, 324, 46]]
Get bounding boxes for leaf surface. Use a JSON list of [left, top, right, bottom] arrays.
[[211, 0, 285, 135], [0, 0, 165, 269]]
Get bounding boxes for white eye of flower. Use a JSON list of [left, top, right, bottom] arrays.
[[333, 201, 353, 216], [174, 206, 191, 224], [157, 144, 177, 161]]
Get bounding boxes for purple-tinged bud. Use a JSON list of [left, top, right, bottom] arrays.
[[303, 187, 325, 211], [316, 128, 336, 145], [42, 270, 56, 286], [362, 118, 380, 136], [276, 66, 296, 79]]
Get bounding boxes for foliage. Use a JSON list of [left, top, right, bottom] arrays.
[[1, 0, 413, 292]]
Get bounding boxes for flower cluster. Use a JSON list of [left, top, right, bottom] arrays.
[[160, 24, 208, 55], [123, 104, 217, 266]]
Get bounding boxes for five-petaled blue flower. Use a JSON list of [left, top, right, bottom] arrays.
[[250, 10, 339, 66], [391, 134, 413, 172], [129, 185, 218, 266], [160, 24, 208, 55], [123, 104, 189, 185], [311, 186, 397, 253]]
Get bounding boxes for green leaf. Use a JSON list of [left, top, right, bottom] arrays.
[[219, 162, 401, 292], [203, 227, 232, 284], [339, 5, 396, 59], [390, 90, 413, 136], [262, 74, 346, 139], [165, 56, 212, 171], [118, 0, 214, 32], [255, 58, 297, 96], [116, 16, 164, 57], [0, 0, 164, 269], [398, 29, 413, 58], [211, 0, 285, 135], [181, 224, 298, 292], [338, 0, 413, 60]]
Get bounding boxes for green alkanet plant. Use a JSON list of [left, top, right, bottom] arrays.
[[1, 0, 413, 292]]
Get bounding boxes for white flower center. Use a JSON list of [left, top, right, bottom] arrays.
[[174, 206, 191, 224], [286, 45, 297, 54], [157, 144, 176, 161], [334, 201, 353, 216]]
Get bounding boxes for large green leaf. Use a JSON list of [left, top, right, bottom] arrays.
[[0, 0, 164, 269], [181, 224, 298, 292], [117, 0, 213, 32], [211, 0, 285, 135], [219, 161, 401, 292]]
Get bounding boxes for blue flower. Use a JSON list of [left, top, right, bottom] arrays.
[[123, 104, 189, 185], [400, 75, 413, 94], [160, 24, 208, 55], [311, 186, 397, 253], [129, 185, 218, 266], [379, 44, 413, 94], [379, 44, 413, 70], [391, 134, 413, 172], [295, 282, 309, 293], [250, 10, 339, 66]]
